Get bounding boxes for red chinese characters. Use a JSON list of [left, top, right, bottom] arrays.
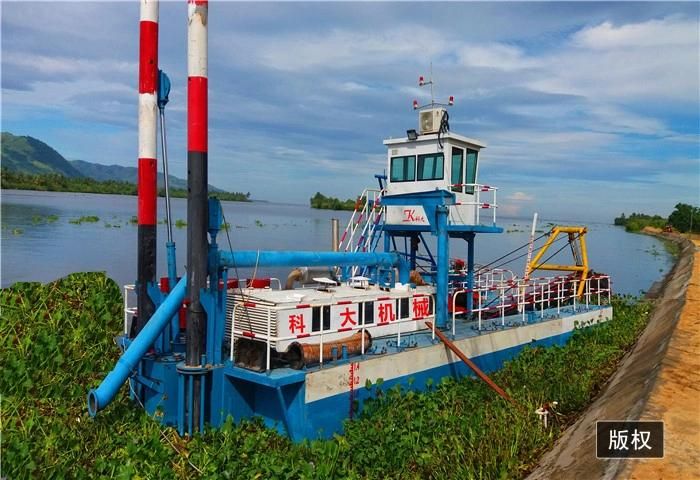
[[412, 296, 431, 319], [330, 303, 359, 330], [340, 306, 357, 328], [377, 301, 396, 324], [288, 313, 306, 334]]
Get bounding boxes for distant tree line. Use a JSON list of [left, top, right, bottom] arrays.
[[614, 203, 699, 233], [1, 169, 251, 202], [309, 192, 358, 211]]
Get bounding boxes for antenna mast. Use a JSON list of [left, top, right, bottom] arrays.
[[414, 65, 454, 111]]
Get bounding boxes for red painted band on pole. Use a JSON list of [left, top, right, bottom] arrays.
[[138, 21, 158, 94], [187, 76, 208, 152], [137, 158, 157, 225]]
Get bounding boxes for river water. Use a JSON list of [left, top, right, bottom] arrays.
[[1, 190, 673, 294]]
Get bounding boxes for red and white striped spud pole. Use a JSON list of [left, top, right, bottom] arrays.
[[135, 0, 159, 336], [185, 0, 208, 432]]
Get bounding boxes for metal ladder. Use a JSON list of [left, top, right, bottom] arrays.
[[337, 188, 385, 277]]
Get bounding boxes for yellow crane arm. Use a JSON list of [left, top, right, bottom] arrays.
[[528, 226, 589, 298]]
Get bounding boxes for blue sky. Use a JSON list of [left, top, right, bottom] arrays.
[[2, 1, 698, 222]]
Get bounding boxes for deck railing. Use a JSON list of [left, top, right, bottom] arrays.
[[450, 274, 611, 335], [449, 183, 499, 225], [123, 285, 137, 335]]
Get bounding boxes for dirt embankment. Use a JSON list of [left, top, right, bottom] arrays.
[[527, 234, 698, 480]]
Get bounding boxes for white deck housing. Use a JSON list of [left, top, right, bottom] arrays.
[[227, 284, 436, 352]]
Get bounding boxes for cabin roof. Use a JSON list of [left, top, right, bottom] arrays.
[[231, 284, 436, 308], [383, 131, 487, 149]]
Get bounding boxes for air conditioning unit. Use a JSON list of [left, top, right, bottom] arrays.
[[419, 108, 446, 134]]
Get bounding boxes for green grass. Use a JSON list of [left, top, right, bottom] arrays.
[[1, 274, 651, 479], [660, 238, 680, 257]]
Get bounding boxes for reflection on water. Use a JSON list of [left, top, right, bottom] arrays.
[[1, 190, 673, 295]]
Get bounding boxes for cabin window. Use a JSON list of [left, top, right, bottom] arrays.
[[390, 155, 416, 182], [451, 147, 464, 193], [465, 149, 478, 194], [417, 153, 445, 181], [311, 305, 331, 332], [398, 298, 410, 319], [361, 302, 374, 325]]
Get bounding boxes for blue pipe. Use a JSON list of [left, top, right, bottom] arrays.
[[218, 250, 410, 284], [166, 241, 177, 292], [87, 276, 187, 416]]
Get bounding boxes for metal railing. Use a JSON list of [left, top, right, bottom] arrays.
[[449, 183, 498, 225], [450, 274, 611, 335], [123, 285, 137, 335], [338, 188, 384, 255]]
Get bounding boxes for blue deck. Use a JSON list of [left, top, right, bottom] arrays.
[[215, 304, 609, 440]]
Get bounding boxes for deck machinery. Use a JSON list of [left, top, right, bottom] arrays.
[[88, 0, 613, 440]]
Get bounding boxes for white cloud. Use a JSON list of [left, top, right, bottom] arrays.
[[572, 17, 697, 49], [337, 82, 370, 93], [219, 25, 447, 72], [483, 129, 618, 167], [3, 52, 135, 78], [508, 191, 534, 202], [529, 17, 699, 102], [458, 43, 539, 72]]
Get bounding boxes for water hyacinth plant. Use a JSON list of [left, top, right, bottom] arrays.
[[1, 274, 651, 479]]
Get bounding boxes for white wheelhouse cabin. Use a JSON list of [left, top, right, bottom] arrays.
[[383, 108, 496, 228]]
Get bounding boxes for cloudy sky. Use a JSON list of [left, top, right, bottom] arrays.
[[2, 1, 698, 222]]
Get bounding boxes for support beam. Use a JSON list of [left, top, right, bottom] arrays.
[[410, 234, 419, 271], [435, 205, 449, 328], [466, 233, 475, 313]]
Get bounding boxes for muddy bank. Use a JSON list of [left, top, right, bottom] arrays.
[[527, 234, 696, 480], [622, 236, 700, 479]]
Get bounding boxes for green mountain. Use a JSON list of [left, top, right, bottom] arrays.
[[1, 132, 220, 192], [1, 132, 83, 177], [70, 160, 195, 191]]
